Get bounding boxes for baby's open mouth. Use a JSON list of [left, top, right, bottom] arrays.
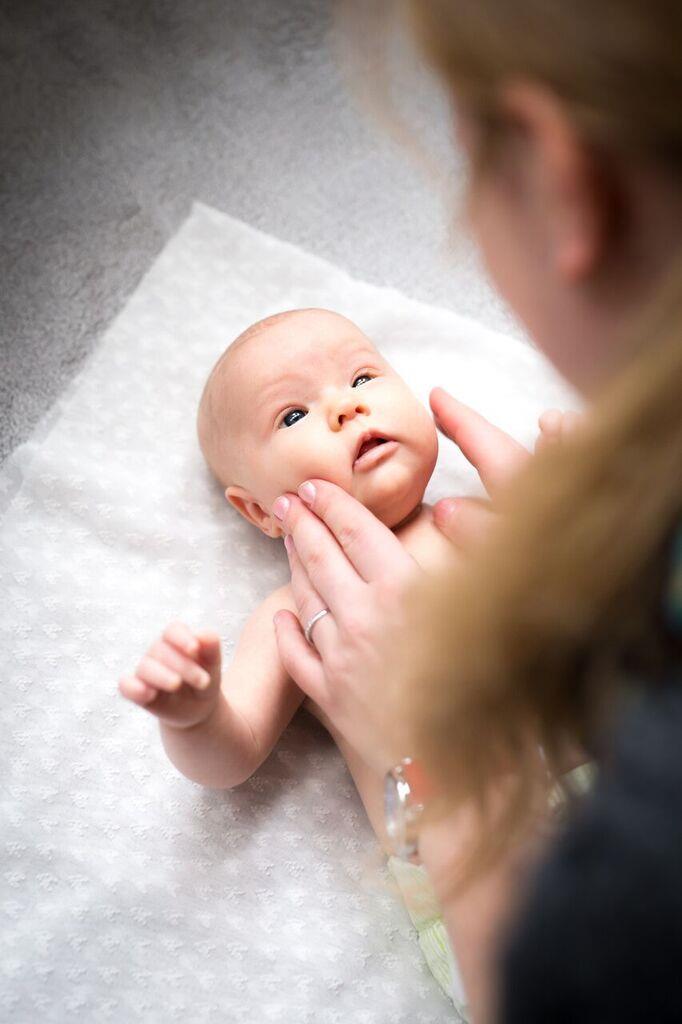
[[353, 433, 398, 471], [357, 437, 387, 459]]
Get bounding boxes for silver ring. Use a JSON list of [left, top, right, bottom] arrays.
[[304, 608, 330, 646]]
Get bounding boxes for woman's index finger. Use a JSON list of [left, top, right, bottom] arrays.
[[298, 480, 414, 583], [430, 388, 528, 497]]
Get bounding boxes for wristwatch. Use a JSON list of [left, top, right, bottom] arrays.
[[383, 757, 434, 862]]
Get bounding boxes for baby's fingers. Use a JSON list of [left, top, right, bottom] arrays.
[[148, 639, 211, 690], [135, 654, 183, 692], [163, 621, 199, 658], [118, 674, 158, 706]]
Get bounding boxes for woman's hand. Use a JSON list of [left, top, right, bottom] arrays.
[[271, 481, 420, 772], [419, 781, 552, 1024], [429, 387, 530, 549], [429, 389, 581, 549], [271, 395, 578, 767]]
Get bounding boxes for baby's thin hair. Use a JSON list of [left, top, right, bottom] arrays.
[[197, 308, 324, 486], [232, 309, 303, 348], [201, 308, 323, 407]]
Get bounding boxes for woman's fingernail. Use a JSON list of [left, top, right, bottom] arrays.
[[272, 496, 290, 521], [284, 535, 294, 555], [298, 481, 316, 505]]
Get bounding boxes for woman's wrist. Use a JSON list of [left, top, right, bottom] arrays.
[[417, 771, 557, 914], [418, 797, 548, 1024], [417, 804, 472, 907]]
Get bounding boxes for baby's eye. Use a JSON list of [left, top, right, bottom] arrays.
[[280, 408, 307, 428], [352, 373, 374, 388]]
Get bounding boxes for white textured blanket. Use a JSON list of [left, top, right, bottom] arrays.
[[1, 204, 574, 1023]]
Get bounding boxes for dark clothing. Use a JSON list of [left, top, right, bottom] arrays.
[[501, 679, 682, 1022]]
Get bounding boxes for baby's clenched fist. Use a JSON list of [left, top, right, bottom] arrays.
[[119, 622, 222, 729]]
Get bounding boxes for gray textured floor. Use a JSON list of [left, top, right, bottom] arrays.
[[0, 0, 518, 466]]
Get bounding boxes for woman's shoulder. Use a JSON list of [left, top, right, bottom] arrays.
[[500, 680, 682, 1023]]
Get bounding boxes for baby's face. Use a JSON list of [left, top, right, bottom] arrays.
[[214, 310, 438, 534]]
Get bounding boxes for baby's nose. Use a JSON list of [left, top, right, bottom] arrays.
[[329, 394, 370, 430]]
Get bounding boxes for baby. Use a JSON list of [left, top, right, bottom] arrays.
[[119, 307, 463, 840], [118, 307, 570, 1004]]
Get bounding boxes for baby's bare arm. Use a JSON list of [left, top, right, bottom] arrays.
[[160, 586, 305, 788], [120, 585, 305, 789]]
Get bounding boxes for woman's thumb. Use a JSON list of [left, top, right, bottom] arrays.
[[433, 496, 495, 549]]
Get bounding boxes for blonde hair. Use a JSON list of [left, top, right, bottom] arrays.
[[371, 0, 682, 884]]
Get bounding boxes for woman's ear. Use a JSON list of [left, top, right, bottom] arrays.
[[225, 486, 283, 538], [499, 80, 614, 282]]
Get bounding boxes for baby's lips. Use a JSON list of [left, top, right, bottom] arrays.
[[352, 432, 393, 463]]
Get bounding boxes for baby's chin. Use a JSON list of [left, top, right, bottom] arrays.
[[361, 488, 425, 529], [350, 464, 430, 529]]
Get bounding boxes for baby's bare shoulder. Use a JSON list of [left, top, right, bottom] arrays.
[[235, 582, 296, 648], [258, 581, 296, 616], [396, 504, 458, 575]]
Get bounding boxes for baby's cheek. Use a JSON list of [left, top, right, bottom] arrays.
[[292, 446, 352, 493], [415, 407, 439, 460]]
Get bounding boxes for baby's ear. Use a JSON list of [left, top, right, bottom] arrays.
[[225, 486, 283, 538]]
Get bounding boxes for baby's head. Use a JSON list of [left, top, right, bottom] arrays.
[[197, 308, 438, 536]]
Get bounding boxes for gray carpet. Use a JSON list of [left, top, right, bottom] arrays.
[[0, 0, 518, 466]]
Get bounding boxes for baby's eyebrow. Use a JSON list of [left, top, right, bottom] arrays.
[[257, 346, 382, 409], [349, 346, 381, 364], [259, 370, 308, 404], [254, 373, 309, 429]]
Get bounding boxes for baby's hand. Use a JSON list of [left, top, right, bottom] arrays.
[[535, 408, 582, 453], [118, 622, 222, 730]]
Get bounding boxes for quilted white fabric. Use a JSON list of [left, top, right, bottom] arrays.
[[0, 204, 575, 1023]]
